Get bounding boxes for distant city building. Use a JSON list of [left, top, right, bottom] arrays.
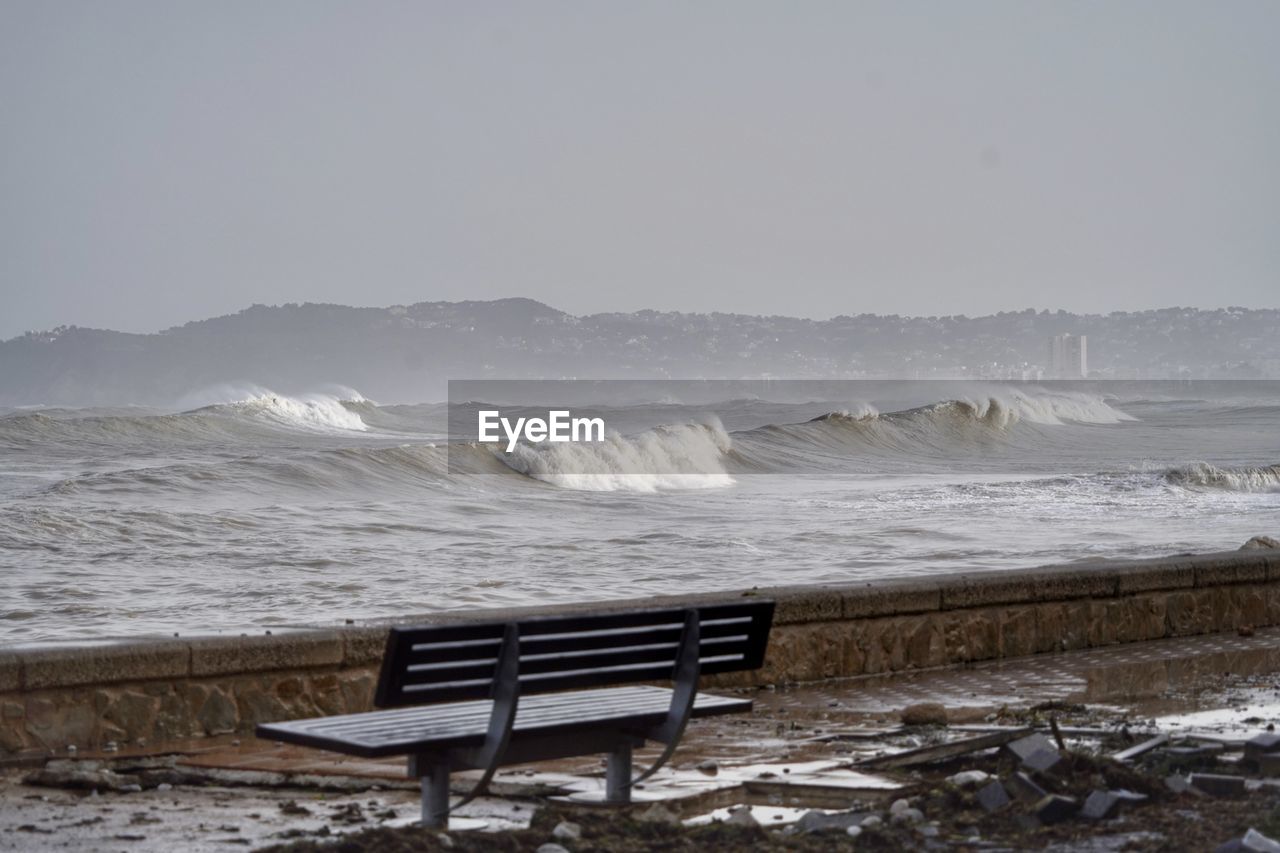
[[1048, 333, 1087, 378]]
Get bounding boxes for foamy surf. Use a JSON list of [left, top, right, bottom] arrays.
[[1164, 462, 1280, 493], [496, 420, 735, 492], [179, 384, 371, 432]]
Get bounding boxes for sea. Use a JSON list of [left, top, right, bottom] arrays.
[[1, 381, 1277, 641]]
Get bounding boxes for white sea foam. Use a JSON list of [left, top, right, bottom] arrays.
[[1164, 462, 1280, 492], [954, 389, 1135, 426], [497, 419, 734, 492], [178, 383, 369, 432]]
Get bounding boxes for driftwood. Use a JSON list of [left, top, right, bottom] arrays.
[[857, 727, 1034, 770], [1110, 734, 1170, 762]]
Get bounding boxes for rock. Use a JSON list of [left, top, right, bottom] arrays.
[[1245, 733, 1280, 761], [724, 805, 758, 827], [846, 825, 862, 838], [947, 770, 991, 787], [695, 759, 719, 776], [437, 834, 454, 849], [1082, 790, 1119, 821], [1022, 748, 1063, 773], [976, 780, 1011, 813], [1240, 536, 1280, 550], [1008, 771, 1049, 803], [1004, 733, 1060, 767], [1034, 794, 1079, 825], [196, 690, 239, 736], [1218, 828, 1280, 853], [1242, 828, 1280, 852], [900, 703, 948, 727], [1165, 773, 1192, 794], [891, 808, 924, 825], [536, 845, 570, 853], [103, 692, 158, 740], [861, 815, 883, 828], [551, 821, 581, 841], [636, 803, 680, 825], [889, 798, 911, 816], [795, 810, 868, 834], [1191, 773, 1248, 797]]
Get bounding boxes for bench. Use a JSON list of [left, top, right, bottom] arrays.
[[257, 600, 775, 827]]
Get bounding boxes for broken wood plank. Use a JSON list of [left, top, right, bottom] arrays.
[[857, 727, 1034, 770], [1109, 733, 1169, 762]]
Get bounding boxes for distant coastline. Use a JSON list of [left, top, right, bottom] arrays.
[[2, 300, 1278, 407]]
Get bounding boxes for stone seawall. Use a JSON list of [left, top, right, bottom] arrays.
[[2, 549, 1278, 761]]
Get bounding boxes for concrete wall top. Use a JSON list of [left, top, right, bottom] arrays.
[[4, 549, 1277, 693]]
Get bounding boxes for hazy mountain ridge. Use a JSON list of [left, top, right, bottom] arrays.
[[3, 300, 1278, 406]]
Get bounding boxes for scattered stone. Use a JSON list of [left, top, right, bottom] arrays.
[[1034, 794, 1079, 825], [1008, 771, 1049, 803], [694, 759, 719, 776], [901, 702, 948, 726], [1082, 790, 1120, 821], [1004, 733, 1060, 767], [551, 821, 581, 841], [724, 805, 758, 827], [947, 770, 991, 787], [536, 845, 569, 853], [1245, 733, 1280, 761], [795, 810, 868, 834], [861, 815, 883, 828], [636, 803, 680, 825], [1165, 774, 1192, 794], [891, 808, 924, 825], [1217, 828, 1280, 852], [1022, 748, 1063, 773], [437, 834, 454, 849], [846, 825, 862, 838], [1242, 828, 1280, 852], [1190, 773, 1248, 797], [889, 798, 911, 816], [1240, 536, 1280, 550], [976, 780, 1011, 813]]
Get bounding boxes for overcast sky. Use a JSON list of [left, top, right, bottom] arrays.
[[1, 1, 1277, 339]]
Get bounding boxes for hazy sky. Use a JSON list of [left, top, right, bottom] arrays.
[[2, 1, 1278, 339]]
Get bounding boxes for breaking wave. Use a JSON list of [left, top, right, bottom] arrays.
[[496, 421, 734, 492], [1163, 462, 1280, 493], [180, 384, 371, 432]]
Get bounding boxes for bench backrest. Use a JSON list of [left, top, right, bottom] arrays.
[[374, 600, 775, 708]]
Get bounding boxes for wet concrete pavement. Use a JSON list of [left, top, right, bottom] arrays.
[[5, 626, 1280, 851]]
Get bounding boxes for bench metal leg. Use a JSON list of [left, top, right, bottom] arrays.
[[605, 741, 632, 803], [419, 761, 450, 828]]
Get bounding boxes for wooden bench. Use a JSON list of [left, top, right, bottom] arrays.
[[257, 601, 775, 827]]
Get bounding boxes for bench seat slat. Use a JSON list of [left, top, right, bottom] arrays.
[[258, 685, 750, 758]]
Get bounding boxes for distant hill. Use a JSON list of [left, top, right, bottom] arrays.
[[2, 300, 1278, 406]]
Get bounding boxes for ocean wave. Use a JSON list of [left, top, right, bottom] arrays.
[[1163, 462, 1280, 492], [181, 385, 370, 432], [496, 420, 734, 492]]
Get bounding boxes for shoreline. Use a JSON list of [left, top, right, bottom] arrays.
[[2, 546, 1278, 762]]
